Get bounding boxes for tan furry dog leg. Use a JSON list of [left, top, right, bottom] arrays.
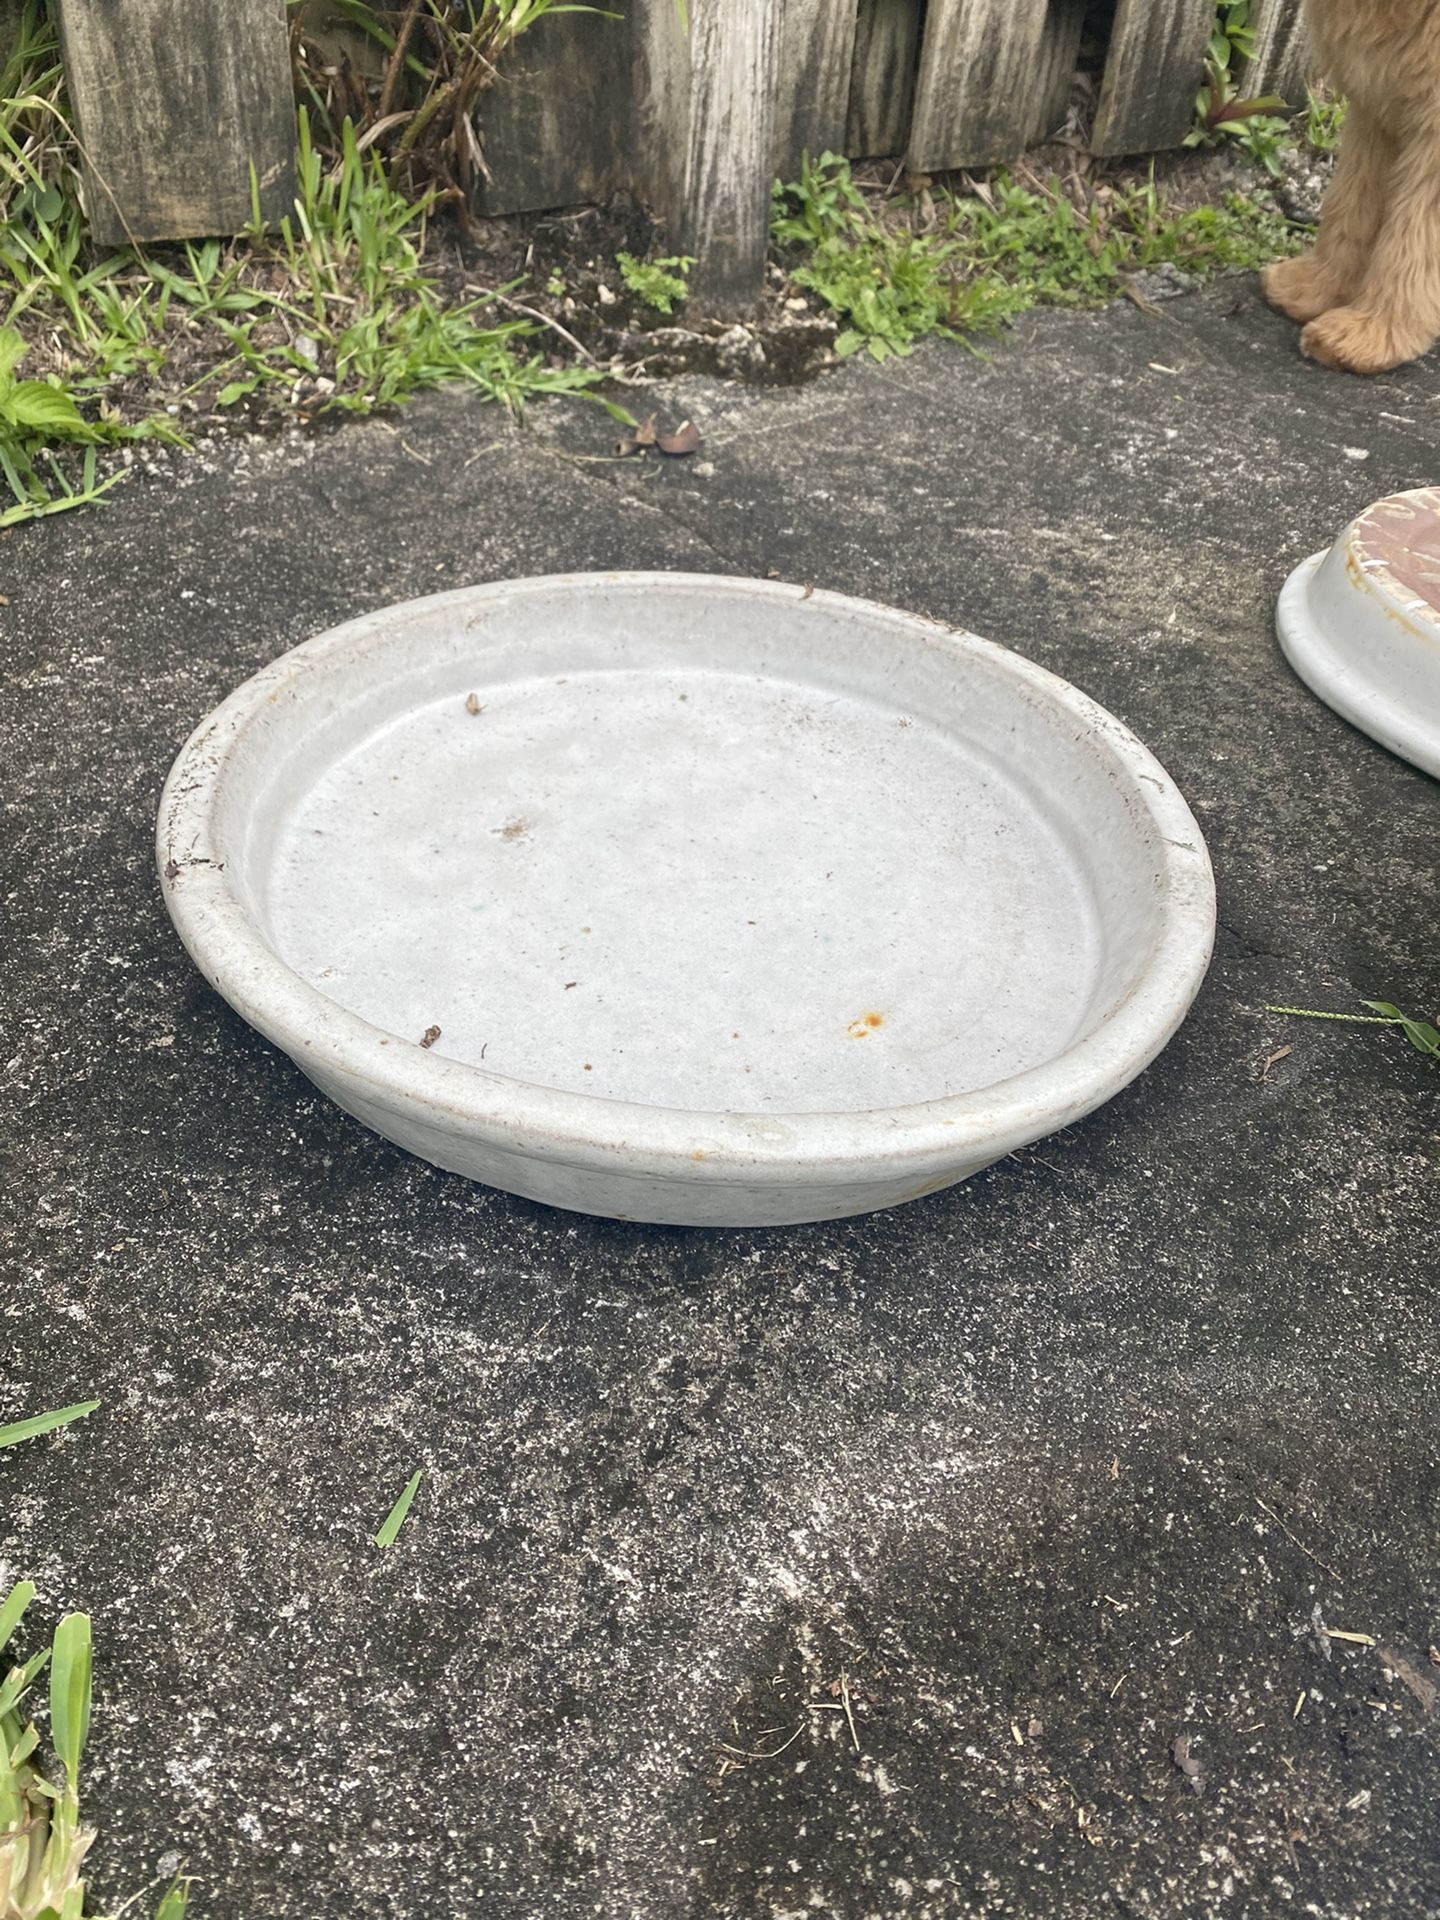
[[1302, 120, 1440, 372], [1262, 103, 1395, 325]]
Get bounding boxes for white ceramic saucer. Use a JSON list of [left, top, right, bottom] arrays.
[[157, 573, 1215, 1226], [1278, 486, 1440, 779]]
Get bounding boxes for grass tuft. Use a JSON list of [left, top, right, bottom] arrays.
[[1304, 84, 1346, 156], [288, 0, 619, 201], [0, 1586, 189, 1920], [0, 26, 613, 525], [771, 154, 1306, 363]]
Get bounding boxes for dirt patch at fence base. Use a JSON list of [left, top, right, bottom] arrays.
[[23, 136, 1328, 488]]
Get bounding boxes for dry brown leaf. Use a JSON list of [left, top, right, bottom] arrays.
[[615, 415, 660, 457], [657, 419, 701, 457]]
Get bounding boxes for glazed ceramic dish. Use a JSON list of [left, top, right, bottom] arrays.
[[1278, 486, 1440, 779], [157, 573, 1215, 1226]]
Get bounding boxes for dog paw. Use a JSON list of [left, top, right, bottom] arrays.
[[1300, 306, 1430, 374], [1262, 254, 1341, 325]]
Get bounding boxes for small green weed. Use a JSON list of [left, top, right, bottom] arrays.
[[772, 156, 1304, 360], [1115, 179, 1304, 275], [0, 327, 116, 526], [772, 153, 1020, 361], [947, 176, 1300, 290], [1, 1586, 190, 1918], [1267, 999, 1440, 1063], [0, 324, 173, 527], [616, 251, 694, 315], [1187, 1, 1290, 177], [1304, 84, 1347, 155]]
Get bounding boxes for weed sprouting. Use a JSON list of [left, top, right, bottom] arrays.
[[1267, 1000, 1440, 1064], [1, 1586, 189, 1919], [287, 0, 619, 200], [1186, 2, 1291, 177], [771, 154, 1305, 361], [1304, 84, 1346, 155], [771, 153, 1021, 362], [616, 252, 694, 315]]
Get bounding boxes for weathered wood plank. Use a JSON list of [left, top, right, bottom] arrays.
[[1032, 0, 1087, 145], [774, 0, 858, 174], [1243, 0, 1313, 108], [473, 8, 630, 217], [628, 0, 693, 241], [847, 0, 922, 160], [1091, 0, 1214, 156], [55, 0, 295, 244], [628, 0, 778, 313], [294, 2, 629, 218], [680, 0, 780, 312], [909, 0, 1053, 171]]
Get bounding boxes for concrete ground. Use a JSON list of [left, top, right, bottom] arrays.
[[2, 279, 1438, 1920]]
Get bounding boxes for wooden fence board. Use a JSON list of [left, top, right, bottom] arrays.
[[1243, 0, 1312, 108], [38, 0, 1287, 294], [473, 8, 631, 216], [54, 0, 295, 245], [630, 0, 777, 311], [1032, 0, 1087, 145], [909, 0, 1052, 171], [847, 0, 921, 159], [628, 0, 693, 245], [680, 0, 780, 311], [775, 0, 858, 174], [1091, 0, 1214, 156]]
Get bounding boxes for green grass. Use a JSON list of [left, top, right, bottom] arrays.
[[207, 110, 610, 418], [1304, 84, 1347, 155], [374, 1469, 423, 1548], [0, 2, 176, 520], [0, 4, 616, 526], [0, 1400, 100, 1449], [3, 1401, 187, 1914], [771, 154, 1306, 363], [772, 154, 1018, 360], [1, 1587, 190, 1919]]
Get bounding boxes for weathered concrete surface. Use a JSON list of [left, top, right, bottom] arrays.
[[2, 283, 1438, 1920]]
